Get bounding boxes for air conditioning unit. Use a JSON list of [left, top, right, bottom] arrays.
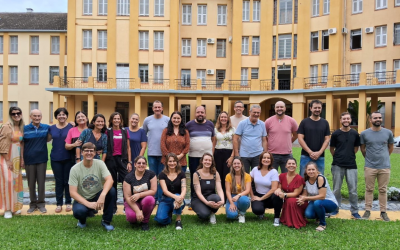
[[365, 27, 374, 34], [342, 27, 348, 34], [328, 28, 337, 35], [207, 38, 215, 44], [206, 69, 214, 75]]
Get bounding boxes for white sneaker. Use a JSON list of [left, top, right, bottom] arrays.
[[238, 214, 245, 223], [14, 210, 22, 215], [273, 218, 280, 226], [210, 213, 216, 224], [4, 211, 12, 219]]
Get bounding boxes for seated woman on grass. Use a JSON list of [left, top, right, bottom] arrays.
[[154, 153, 186, 230], [191, 153, 225, 224], [274, 158, 308, 229], [297, 162, 338, 232], [123, 156, 157, 231]]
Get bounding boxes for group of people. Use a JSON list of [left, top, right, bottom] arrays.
[[0, 98, 394, 232]]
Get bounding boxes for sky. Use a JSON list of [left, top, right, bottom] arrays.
[[0, 0, 68, 12]]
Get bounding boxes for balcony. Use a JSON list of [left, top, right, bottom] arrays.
[[366, 71, 397, 86], [140, 79, 171, 90], [304, 76, 328, 89], [175, 79, 198, 90], [229, 80, 251, 91], [260, 79, 274, 91], [333, 74, 360, 87]]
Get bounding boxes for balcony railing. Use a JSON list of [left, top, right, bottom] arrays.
[[114, 78, 135, 89], [94, 78, 114, 89], [201, 80, 224, 91], [140, 79, 170, 90], [175, 79, 197, 90], [333, 74, 360, 87], [60, 77, 88, 88], [366, 71, 396, 85], [229, 80, 251, 91], [260, 79, 274, 91], [304, 76, 328, 89]]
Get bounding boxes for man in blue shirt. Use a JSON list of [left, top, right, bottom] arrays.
[[23, 109, 50, 214]]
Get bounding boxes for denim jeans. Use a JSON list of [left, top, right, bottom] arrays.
[[271, 154, 292, 173], [51, 159, 74, 206], [226, 195, 250, 219], [154, 194, 186, 225], [305, 199, 338, 226], [188, 157, 201, 199], [331, 165, 359, 213], [241, 155, 261, 174], [181, 165, 187, 174], [72, 187, 116, 224], [148, 156, 165, 202], [300, 155, 325, 176]]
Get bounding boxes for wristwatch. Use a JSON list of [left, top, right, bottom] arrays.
[[128, 161, 132, 164], [75, 158, 80, 161]]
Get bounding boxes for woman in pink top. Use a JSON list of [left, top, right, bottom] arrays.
[[65, 111, 89, 163]]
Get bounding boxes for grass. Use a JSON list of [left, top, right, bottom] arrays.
[[0, 214, 399, 249]]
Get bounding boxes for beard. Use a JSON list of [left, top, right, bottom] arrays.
[[341, 122, 350, 127], [196, 116, 205, 122], [372, 121, 381, 127]]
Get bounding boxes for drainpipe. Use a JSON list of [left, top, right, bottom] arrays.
[[343, 0, 347, 74]]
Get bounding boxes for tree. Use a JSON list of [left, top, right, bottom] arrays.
[[347, 100, 383, 127]]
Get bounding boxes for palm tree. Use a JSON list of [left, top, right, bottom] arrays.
[[347, 100, 383, 128]]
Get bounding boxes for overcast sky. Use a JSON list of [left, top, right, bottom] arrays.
[[0, 0, 68, 12]]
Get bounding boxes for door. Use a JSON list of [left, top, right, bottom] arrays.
[[181, 105, 190, 123], [216, 70, 225, 87], [116, 64, 129, 89], [115, 102, 129, 126], [278, 66, 291, 90]]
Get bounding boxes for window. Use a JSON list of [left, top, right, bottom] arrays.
[[323, 0, 330, 14], [396, 0, 400, 6], [350, 63, 361, 82], [83, 63, 92, 82], [394, 60, 399, 82], [279, 0, 292, 24], [375, 26, 387, 47], [272, 36, 276, 59], [49, 102, 53, 123], [10, 36, 18, 53], [197, 69, 206, 86], [394, 23, 400, 45], [31, 36, 39, 54], [98, 0, 108, 15], [253, 1, 260, 21], [154, 65, 163, 83], [310, 31, 319, 51], [51, 36, 60, 54], [139, 31, 149, 50], [49, 66, 59, 84], [98, 30, 107, 49], [273, 0, 277, 25], [82, 101, 98, 115], [352, 0, 363, 13], [154, 0, 164, 17], [216, 70, 225, 86], [182, 39, 191, 56], [154, 31, 164, 50], [374, 61, 386, 81], [251, 68, 259, 79], [215, 105, 222, 120], [83, 0, 92, 15], [97, 64, 107, 82], [293, 34, 297, 57], [376, 0, 387, 9], [310, 65, 318, 83], [294, 0, 298, 23], [216, 39, 226, 57], [30, 102, 39, 111], [217, 5, 227, 25], [321, 64, 328, 83], [241, 68, 248, 82], [197, 5, 207, 25], [350, 29, 362, 49], [197, 39, 206, 56], [182, 5, 192, 25], [9, 102, 18, 108], [0, 66, 3, 83], [10, 66, 18, 84], [322, 30, 329, 50], [272, 67, 276, 85], [83, 30, 92, 49], [278, 34, 291, 58], [117, 0, 130, 15], [242, 37, 249, 55], [243, 1, 250, 21], [181, 69, 191, 86], [0, 102, 2, 121], [139, 64, 148, 83], [0, 36, 3, 53], [312, 0, 319, 16], [139, 0, 149, 16], [293, 66, 297, 78], [181, 105, 190, 123], [30, 66, 39, 84], [252, 37, 260, 55]]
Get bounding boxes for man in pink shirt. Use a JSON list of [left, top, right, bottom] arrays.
[[264, 101, 298, 173]]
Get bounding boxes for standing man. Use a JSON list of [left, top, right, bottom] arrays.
[[360, 111, 394, 222], [297, 100, 330, 176], [330, 112, 361, 219], [233, 104, 268, 173], [142, 100, 169, 203], [69, 142, 116, 231], [23, 109, 50, 214], [230, 101, 247, 128], [265, 101, 298, 173], [186, 106, 215, 200]]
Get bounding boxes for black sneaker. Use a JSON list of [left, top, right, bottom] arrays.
[[141, 223, 150, 231], [175, 220, 183, 230], [380, 212, 390, 222]]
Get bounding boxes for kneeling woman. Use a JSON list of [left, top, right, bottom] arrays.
[[225, 157, 251, 223], [297, 162, 338, 231], [274, 158, 308, 229], [154, 153, 186, 230], [123, 156, 157, 231], [191, 153, 225, 224]]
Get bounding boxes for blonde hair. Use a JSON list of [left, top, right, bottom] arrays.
[[8, 107, 25, 133], [215, 111, 233, 132]]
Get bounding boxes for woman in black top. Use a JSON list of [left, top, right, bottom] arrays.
[[191, 153, 225, 224], [123, 156, 157, 231], [154, 153, 187, 230]]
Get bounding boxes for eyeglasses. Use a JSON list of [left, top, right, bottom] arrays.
[[11, 112, 22, 116], [83, 150, 95, 153]]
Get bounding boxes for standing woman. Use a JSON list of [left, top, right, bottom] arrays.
[[160, 111, 190, 173], [250, 151, 283, 226], [274, 158, 308, 229], [76, 114, 108, 161], [106, 112, 132, 214], [126, 113, 147, 163], [48, 108, 74, 213], [0, 107, 24, 218], [213, 111, 235, 201], [297, 162, 338, 231], [191, 153, 225, 224], [65, 111, 89, 162]]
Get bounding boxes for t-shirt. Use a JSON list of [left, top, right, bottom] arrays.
[[142, 115, 169, 156], [305, 175, 338, 205], [250, 168, 279, 195], [214, 127, 236, 150], [360, 128, 394, 169], [23, 123, 50, 165], [159, 171, 186, 195], [124, 169, 156, 194], [297, 117, 330, 157], [68, 159, 111, 200], [225, 173, 251, 194], [265, 115, 298, 154], [235, 118, 267, 157], [106, 129, 130, 156], [330, 129, 361, 169], [230, 115, 247, 129], [65, 127, 83, 144], [186, 120, 215, 157], [49, 124, 73, 161], [126, 128, 147, 161]]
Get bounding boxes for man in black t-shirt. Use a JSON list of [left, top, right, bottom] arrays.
[[329, 112, 361, 219], [297, 100, 331, 176]]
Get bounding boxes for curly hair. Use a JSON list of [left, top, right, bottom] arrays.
[[162, 153, 182, 174]]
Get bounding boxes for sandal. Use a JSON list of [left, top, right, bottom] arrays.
[[316, 225, 326, 232], [55, 206, 62, 213], [65, 205, 72, 212]]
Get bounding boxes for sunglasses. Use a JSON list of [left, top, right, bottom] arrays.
[[11, 112, 22, 116]]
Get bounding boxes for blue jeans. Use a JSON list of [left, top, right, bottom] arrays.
[[51, 159, 74, 206], [300, 155, 325, 176], [148, 156, 165, 202], [226, 195, 250, 219], [154, 194, 186, 225], [181, 165, 187, 174], [305, 200, 338, 226]]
